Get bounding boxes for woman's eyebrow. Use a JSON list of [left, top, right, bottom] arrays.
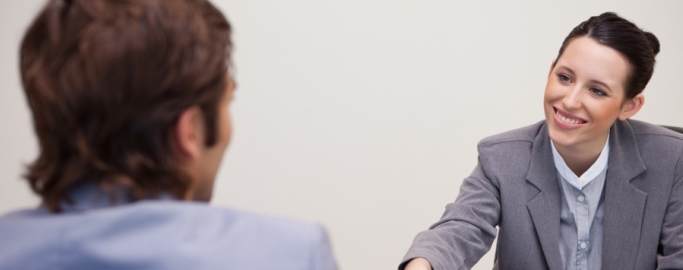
[[590, 79, 613, 93], [556, 65, 576, 76]]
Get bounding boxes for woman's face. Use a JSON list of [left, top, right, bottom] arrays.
[[543, 36, 641, 151]]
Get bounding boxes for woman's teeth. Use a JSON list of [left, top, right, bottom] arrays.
[[557, 111, 583, 124]]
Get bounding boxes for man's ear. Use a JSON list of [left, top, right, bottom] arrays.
[[618, 93, 645, 121], [173, 106, 205, 161]]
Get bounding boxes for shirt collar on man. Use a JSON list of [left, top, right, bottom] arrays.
[[57, 182, 177, 212], [550, 134, 610, 190]]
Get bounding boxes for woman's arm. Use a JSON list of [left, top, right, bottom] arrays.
[[398, 161, 501, 270]]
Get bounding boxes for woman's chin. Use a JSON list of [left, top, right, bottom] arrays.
[[547, 128, 577, 148]]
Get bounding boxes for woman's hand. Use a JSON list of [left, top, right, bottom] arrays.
[[405, 258, 432, 270]]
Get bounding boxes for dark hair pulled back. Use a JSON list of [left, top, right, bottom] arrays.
[[555, 12, 659, 99]]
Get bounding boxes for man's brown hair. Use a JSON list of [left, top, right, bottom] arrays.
[[19, 0, 231, 212]]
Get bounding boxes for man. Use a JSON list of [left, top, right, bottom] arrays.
[[0, 0, 337, 269]]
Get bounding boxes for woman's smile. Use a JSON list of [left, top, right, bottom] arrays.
[[553, 107, 587, 128]]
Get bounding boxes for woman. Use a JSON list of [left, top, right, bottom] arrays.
[[400, 12, 683, 270]]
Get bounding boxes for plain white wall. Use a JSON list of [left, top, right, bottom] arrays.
[[2, 1, 682, 269]]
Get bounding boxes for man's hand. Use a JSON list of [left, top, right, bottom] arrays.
[[405, 257, 432, 270]]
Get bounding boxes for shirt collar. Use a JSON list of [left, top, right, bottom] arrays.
[[57, 182, 177, 212], [550, 134, 610, 190]]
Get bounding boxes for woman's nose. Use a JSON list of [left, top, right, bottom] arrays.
[[562, 87, 582, 110]]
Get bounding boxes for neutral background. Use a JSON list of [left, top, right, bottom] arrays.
[[2, 1, 682, 269]]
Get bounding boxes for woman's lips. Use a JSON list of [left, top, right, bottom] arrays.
[[553, 107, 587, 128]]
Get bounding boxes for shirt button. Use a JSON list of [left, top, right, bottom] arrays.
[[579, 242, 587, 249], [578, 196, 585, 202]]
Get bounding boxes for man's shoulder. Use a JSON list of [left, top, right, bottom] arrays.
[[125, 201, 337, 269], [0, 200, 328, 246], [110, 201, 334, 268], [0, 201, 335, 269], [115, 200, 328, 249]]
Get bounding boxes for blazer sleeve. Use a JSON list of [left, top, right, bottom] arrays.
[[399, 159, 501, 270], [656, 151, 683, 269]]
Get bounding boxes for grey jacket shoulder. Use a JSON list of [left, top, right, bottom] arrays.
[[477, 121, 544, 149], [628, 119, 683, 140], [474, 121, 546, 184], [627, 119, 683, 182], [476, 121, 546, 160]]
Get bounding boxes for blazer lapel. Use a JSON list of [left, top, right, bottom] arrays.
[[601, 120, 647, 270], [526, 124, 564, 270]]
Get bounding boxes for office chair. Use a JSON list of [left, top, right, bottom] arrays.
[[662, 125, 683, 134]]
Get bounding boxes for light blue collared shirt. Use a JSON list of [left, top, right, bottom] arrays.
[[551, 137, 608, 270], [0, 184, 338, 270]]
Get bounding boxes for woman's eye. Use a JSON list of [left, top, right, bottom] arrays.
[[558, 74, 572, 83], [589, 88, 607, 96]]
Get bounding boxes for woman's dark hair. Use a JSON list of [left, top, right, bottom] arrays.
[[555, 12, 660, 99], [20, 0, 231, 212]]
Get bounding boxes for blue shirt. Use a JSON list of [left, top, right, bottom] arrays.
[[552, 140, 608, 270], [0, 185, 338, 270]]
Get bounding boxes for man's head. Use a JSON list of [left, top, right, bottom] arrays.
[[20, 0, 233, 211]]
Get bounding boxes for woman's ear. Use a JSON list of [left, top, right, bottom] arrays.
[[618, 93, 645, 121], [173, 106, 205, 161]]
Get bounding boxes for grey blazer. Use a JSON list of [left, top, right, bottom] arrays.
[[400, 119, 683, 270]]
